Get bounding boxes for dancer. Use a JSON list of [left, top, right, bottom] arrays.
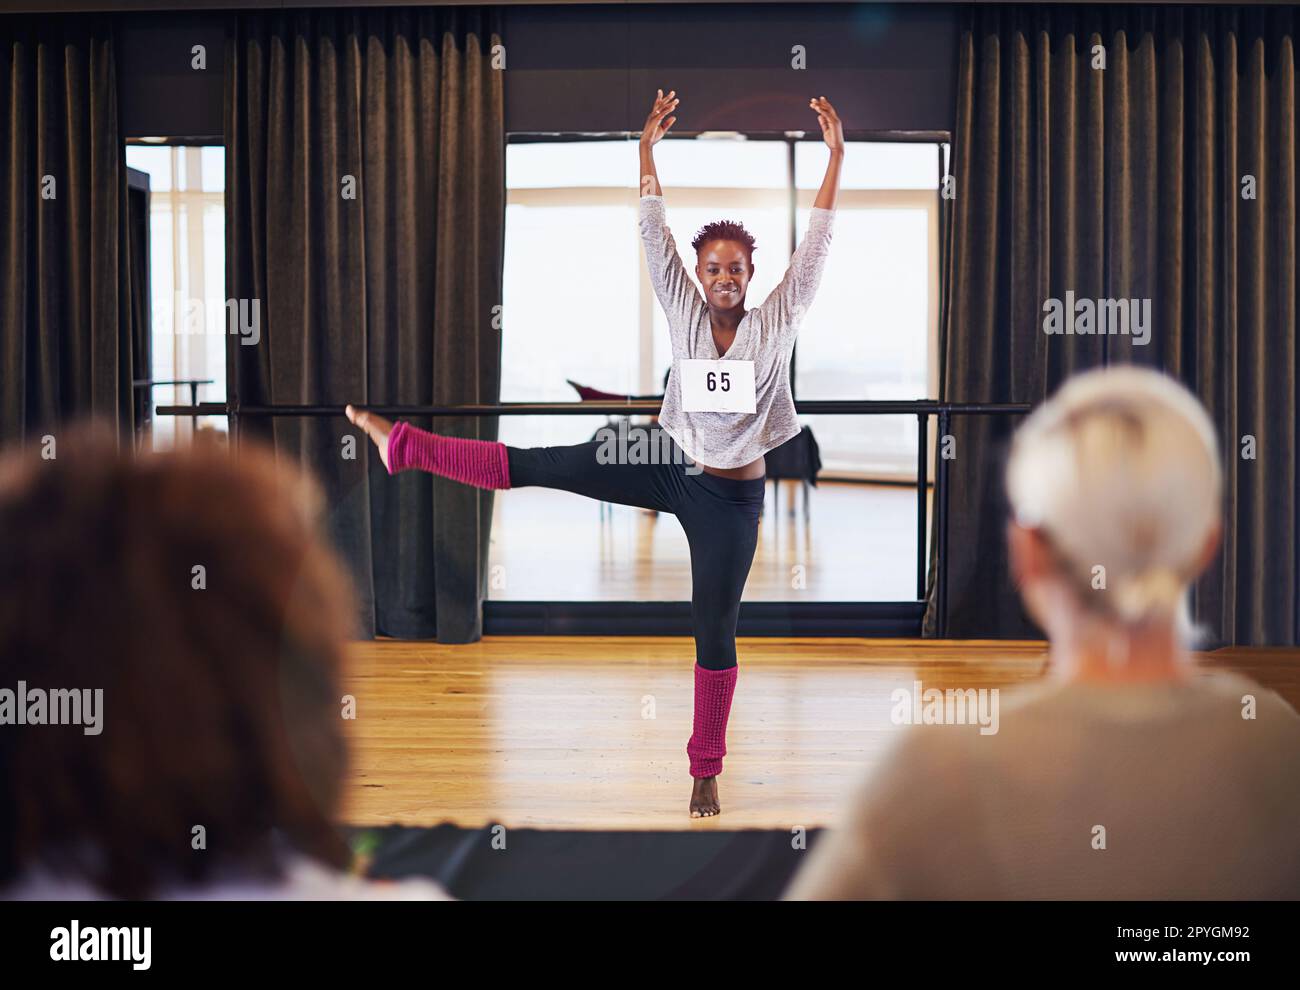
[[349, 89, 842, 817]]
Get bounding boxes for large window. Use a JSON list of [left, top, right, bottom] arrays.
[[793, 141, 940, 479], [124, 144, 227, 450], [502, 136, 940, 479]]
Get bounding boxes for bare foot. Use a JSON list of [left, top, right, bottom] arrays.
[[690, 776, 720, 818], [345, 404, 394, 470]]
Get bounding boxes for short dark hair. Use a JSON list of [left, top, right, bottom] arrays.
[[691, 219, 757, 259], [0, 427, 356, 898]]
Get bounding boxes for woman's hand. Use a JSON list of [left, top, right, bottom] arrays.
[[640, 88, 678, 147], [809, 96, 844, 152], [345, 404, 393, 471]]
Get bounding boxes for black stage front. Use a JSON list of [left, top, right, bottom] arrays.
[[345, 824, 825, 900]]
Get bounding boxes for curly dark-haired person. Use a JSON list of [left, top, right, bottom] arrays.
[[0, 429, 448, 900]]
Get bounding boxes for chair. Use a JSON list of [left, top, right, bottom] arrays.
[[762, 427, 821, 520]]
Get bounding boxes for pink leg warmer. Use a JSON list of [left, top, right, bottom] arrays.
[[385, 421, 511, 489], [686, 663, 738, 778]]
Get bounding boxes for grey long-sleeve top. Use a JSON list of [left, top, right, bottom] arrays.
[[638, 194, 835, 469]]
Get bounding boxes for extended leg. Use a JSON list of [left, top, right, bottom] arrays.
[[506, 436, 680, 513], [385, 420, 681, 512]]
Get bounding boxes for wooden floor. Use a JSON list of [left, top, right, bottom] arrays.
[[338, 637, 1300, 831]]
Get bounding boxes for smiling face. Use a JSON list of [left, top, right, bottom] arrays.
[[695, 239, 753, 311]]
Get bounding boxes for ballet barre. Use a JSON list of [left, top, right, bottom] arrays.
[[154, 398, 1032, 635]]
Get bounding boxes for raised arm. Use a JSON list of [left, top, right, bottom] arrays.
[[810, 96, 844, 209], [637, 89, 701, 333], [638, 89, 676, 199], [757, 97, 844, 346]]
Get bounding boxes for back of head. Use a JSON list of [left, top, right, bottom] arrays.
[[1005, 366, 1222, 636], [0, 427, 357, 898]]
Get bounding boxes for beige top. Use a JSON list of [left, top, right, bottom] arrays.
[[784, 671, 1300, 899]]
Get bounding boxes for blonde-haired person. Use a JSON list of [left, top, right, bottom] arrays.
[[785, 367, 1300, 899]]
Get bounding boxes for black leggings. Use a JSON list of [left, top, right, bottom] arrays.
[[506, 430, 764, 671]]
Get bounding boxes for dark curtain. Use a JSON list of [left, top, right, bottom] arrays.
[[126, 177, 151, 442], [0, 15, 134, 445], [925, 4, 1299, 646], [225, 7, 505, 641]]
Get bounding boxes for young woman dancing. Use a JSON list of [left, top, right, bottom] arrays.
[[348, 89, 842, 817]]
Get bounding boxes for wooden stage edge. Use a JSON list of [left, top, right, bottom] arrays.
[[338, 637, 1300, 831]]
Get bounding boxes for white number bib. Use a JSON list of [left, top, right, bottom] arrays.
[[679, 359, 756, 414]]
